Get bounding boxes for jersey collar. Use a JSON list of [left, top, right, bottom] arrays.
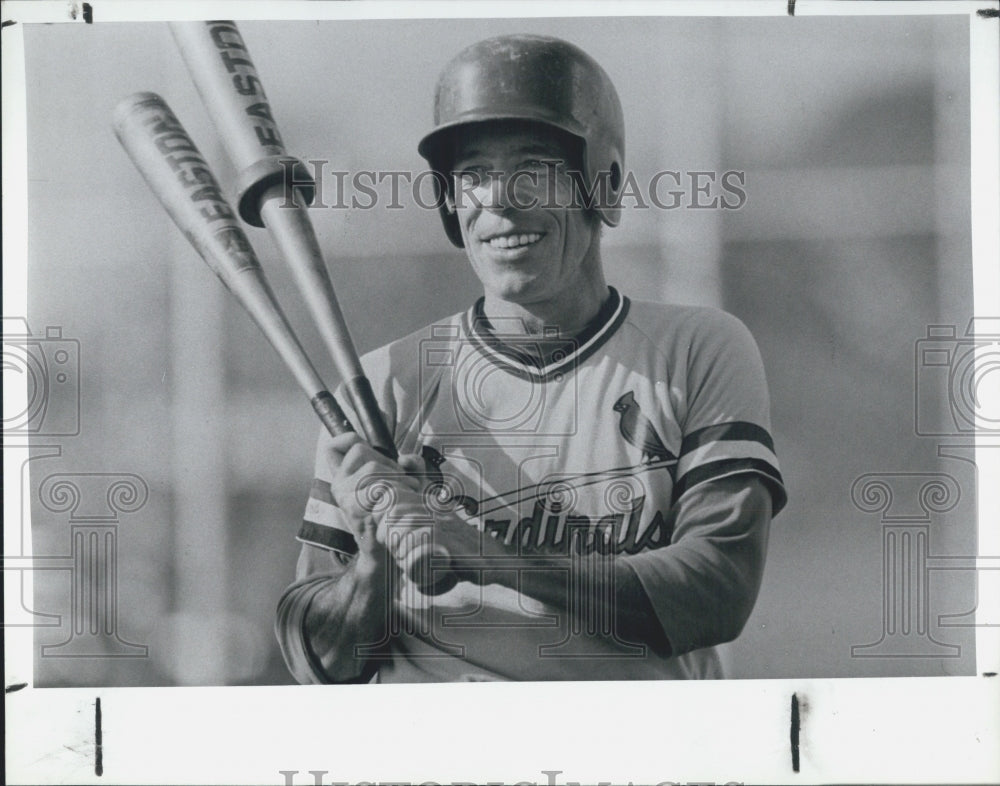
[[461, 287, 630, 382]]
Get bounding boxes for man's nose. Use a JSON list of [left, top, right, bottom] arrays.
[[480, 171, 512, 211]]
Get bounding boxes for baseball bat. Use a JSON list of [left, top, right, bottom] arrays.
[[113, 92, 454, 595], [113, 92, 352, 440], [169, 20, 397, 462]]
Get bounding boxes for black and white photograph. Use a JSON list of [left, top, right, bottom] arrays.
[[4, 1, 998, 784]]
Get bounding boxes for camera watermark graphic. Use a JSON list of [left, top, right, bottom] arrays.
[[2, 317, 80, 437], [849, 472, 1000, 658], [915, 318, 1000, 437], [418, 321, 579, 437], [279, 159, 748, 212]]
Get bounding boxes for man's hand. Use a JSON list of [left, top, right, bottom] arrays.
[[325, 432, 425, 563], [326, 433, 508, 586]]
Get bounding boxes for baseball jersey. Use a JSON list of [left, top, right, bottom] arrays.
[[282, 288, 786, 682]]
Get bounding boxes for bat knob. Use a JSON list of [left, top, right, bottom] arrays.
[[235, 156, 316, 227], [401, 542, 457, 596]]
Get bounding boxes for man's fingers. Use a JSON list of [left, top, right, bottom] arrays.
[[324, 432, 428, 554], [325, 432, 365, 470], [374, 512, 436, 557], [397, 454, 423, 474], [338, 443, 376, 476], [329, 438, 413, 481], [350, 514, 381, 556]]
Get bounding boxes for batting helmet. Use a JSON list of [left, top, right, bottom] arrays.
[[417, 34, 626, 248]]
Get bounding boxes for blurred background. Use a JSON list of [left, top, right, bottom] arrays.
[[17, 15, 977, 685]]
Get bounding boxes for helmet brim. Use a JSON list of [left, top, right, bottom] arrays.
[[417, 113, 585, 169]]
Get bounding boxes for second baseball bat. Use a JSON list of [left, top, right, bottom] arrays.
[[169, 20, 397, 461], [113, 92, 352, 441]]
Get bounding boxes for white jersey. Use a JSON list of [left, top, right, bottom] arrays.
[[295, 288, 786, 681]]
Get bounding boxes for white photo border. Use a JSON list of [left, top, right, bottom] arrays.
[[3, 1, 998, 784]]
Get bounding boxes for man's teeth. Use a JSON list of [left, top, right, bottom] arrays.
[[488, 233, 541, 249]]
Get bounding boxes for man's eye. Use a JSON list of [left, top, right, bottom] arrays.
[[456, 166, 488, 182], [520, 159, 564, 175]]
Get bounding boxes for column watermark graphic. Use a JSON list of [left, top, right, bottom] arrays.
[[850, 473, 962, 658], [36, 473, 149, 658]]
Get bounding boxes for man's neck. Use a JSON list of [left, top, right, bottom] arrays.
[[482, 278, 610, 337]]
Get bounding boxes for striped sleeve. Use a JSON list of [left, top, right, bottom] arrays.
[[673, 311, 787, 515], [296, 397, 360, 556], [296, 341, 404, 555], [299, 475, 359, 555]]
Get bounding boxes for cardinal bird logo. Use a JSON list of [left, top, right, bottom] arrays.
[[420, 444, 479, 515], [613, 391, 674, 464], [421, 444, 447, 486]]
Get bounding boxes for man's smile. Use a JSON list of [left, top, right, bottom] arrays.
[[484, 232, 544, 250]]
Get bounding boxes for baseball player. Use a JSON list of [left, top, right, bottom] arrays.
[[276, 34, 786, 683]]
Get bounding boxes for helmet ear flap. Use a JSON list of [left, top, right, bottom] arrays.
[[441, 209, 464, 248], [579, 144, 624, 229], [426, 156, 464, 247], [437, 181, 464, 248], [610, 160, 623, 193], [602, 155, 624, 228]]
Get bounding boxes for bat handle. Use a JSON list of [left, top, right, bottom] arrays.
[[400, 541, 458, 596], [311, 385, 395, 461], [343, 376, 398, 461], [310, 391, 353, 437]]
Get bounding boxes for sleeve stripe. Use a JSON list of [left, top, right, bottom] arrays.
[[672, 457, 787, 513], [677, 439, 778, 479], [680, 421, 775, 455], [297, 520, 359, 555], [304, 495, 342, 527]]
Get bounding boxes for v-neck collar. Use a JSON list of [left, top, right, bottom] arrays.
[[461, 287, 630, 382]]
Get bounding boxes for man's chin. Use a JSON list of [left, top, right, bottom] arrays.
[[474, 263, 536, 294], [483, 277, 545, 305]]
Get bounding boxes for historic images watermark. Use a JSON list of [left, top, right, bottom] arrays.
[[279, 159, 748, 212], [2, 317, 149, 660], [277, 770, 745, 786]]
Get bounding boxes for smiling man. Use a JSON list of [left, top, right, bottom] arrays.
[[447, 122, 607, 334], [276, 34, 787, 683]]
